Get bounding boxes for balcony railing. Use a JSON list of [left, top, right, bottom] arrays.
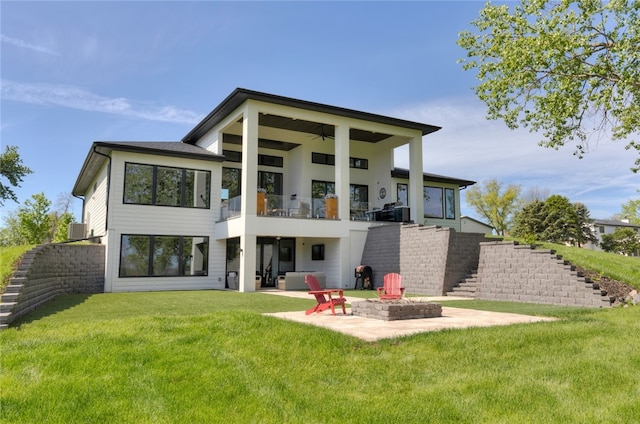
[[219, 194, 375, 221]]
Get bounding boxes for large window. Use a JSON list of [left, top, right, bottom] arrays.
[[350, 184, 369, 219], [397, 183, 408, 206], [222, 167, 241, 198], [445, 188, 456, 219], [424, 186, 444, 219], [119, 235, 208, 277], [312, 180, 335, 218], [423, 186, 456, 219], [124, 163, 210, 208]]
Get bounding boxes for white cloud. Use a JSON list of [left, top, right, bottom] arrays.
[[391, 96, 639, 219], [1, 33, 59, 56], [1, 79, 203, 125]]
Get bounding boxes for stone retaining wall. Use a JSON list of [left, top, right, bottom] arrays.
[[475, 241, 610, 307], [1, 244, 105, 329], [361, 224, 491, 295]]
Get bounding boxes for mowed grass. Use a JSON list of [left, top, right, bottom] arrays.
[[0, 245, 33, 292], [2, 290, 640, 423], [537, 242, 640, 288]]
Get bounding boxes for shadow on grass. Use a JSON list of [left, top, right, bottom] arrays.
[[13, 294, 94, 327]]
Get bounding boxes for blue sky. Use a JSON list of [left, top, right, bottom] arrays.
[[2, 1, 638, 223]]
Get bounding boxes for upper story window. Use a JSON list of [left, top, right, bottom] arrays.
[[124, 162, 211, 209], [349, 157, 368, 169], [312, 152, 335, 165], [311, 152, 368, 169], [223, 150, 283, 168], [223, 150, 242, 163]]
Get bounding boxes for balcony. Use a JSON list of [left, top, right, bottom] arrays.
[[219, 194, 375, 222]]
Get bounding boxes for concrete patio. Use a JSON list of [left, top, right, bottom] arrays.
[[262, 290, 557, 342]]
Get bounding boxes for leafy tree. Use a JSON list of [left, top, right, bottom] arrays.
[[601, 227, 640, 255], [50, 193, 75, 243], [458, 0, 640, 172], [465, 179, 520, 236], [0, 192, 77, 246], [0, 145, 33, 205], [511, 195, 597, 245], [17, 192, 52, 244], [511, 200, 546, 242], [0, 211, 23, 246], [614, 191, 640, 224], [572, 202, 598, 248], [52, 212, 74, 243]]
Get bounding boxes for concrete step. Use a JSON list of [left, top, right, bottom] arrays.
[[0, 302, 17, 313], [1, 292, 19, 303], [3, 284, 24, 293]]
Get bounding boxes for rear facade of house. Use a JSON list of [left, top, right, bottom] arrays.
[[72, 88, 475, 292]]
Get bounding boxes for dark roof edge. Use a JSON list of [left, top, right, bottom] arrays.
[[391, 167, 476, 188], [72, 141, 225, 195], [182, 88, 441, 144], [92, 141, 226, 162]]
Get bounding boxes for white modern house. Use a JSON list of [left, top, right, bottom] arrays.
[[586, 218, 640, 254], [72, 88, 475, 292]]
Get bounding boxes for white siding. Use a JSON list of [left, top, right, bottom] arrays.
[[83, 162, 109, 238], [105, 151, 224, 292]]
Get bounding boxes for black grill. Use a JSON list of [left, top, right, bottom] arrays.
[[354, 265, 373, 290]]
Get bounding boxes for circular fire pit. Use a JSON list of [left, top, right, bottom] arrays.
[[351, 298, 442, 321]]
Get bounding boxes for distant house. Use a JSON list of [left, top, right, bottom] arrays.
[[72, 88, 475, 293], [586, 218, 640, 255], [460, 215, 494, 235]]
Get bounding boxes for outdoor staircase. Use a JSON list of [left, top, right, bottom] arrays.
[[447, 270, 478, 298]]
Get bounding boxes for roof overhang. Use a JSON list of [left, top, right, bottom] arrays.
[[182, 88, 441, 144], [72, 141, 225, 196], [391, 167, 476, 188]]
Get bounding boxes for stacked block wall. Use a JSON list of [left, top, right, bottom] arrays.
[[1, 244, 105, 328], [360, 224, 490, 295], [475, 241, 609, 307]]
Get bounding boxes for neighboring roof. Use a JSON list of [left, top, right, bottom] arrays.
[[182, 88, 441, 144], [72, 141, 225, 196], [592, 219, 640, 229], [391, 167, 476, 188], [461, 215, 494, 229]]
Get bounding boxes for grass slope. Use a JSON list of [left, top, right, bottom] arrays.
[[2, 291, 639, 423], [0, 245, 33, 292]]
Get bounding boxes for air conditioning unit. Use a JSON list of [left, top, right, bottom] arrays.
[[68, 223, 87, 240]]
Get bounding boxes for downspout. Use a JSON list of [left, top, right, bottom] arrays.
[[92, 146, 112, 234], [72, 193, 86, 225]]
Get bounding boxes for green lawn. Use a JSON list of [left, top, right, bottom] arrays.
[[535, 241, 640, 288], [2, 291, 639, 423], [0, 245, 33, 292]]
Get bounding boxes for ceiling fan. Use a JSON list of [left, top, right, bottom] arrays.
[[310, 124, 335, 141]]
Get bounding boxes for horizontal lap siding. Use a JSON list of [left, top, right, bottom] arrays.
[[107, 152, 224, 292], [84, 163, 109, 238]]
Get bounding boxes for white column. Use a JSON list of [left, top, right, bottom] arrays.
[[239, 103, 259, 291], [334, 123, 350, 220], [241, 103, 259, 218], [239, 234, 257, 292], [409, 134, 424, 224]]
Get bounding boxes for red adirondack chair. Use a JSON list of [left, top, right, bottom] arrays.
[[304, 274, 347, 315], [377, 273, 405, 299]]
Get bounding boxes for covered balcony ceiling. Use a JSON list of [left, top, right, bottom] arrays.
[[259, 113, 393, 144], [223, 114, 397, 152]]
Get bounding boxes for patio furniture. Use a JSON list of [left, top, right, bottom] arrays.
[[304, 274, 347, 315], [377, 272, 405, 299]]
